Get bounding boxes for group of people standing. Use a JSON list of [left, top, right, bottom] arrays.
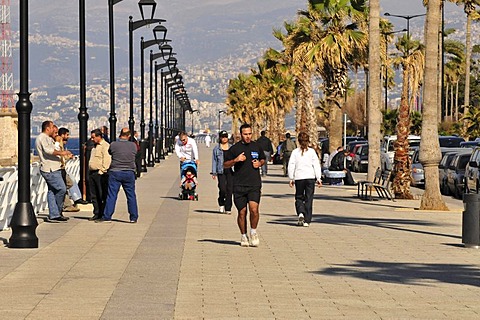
[[36, 121, 139, 224]]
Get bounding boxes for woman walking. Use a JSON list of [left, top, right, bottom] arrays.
[[288, 132, 322, 227], [211, 130, 233, 214]]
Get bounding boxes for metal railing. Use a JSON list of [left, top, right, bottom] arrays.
[[0, 157, 80, 230]]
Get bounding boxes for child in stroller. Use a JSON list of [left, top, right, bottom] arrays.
[[179, 161, 199, 200]]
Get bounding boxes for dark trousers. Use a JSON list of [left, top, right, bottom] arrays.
[[344, 169, 356, 185], [294, 179, 316, 224], [89, 170, 108, 217], [217, 172, 233, 211]]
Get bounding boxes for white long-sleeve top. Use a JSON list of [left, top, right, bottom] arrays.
[[175, 136, 199, 161], [288, 147, 322, 181]]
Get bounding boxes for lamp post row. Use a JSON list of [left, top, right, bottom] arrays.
[[10, 0, 191, 249]]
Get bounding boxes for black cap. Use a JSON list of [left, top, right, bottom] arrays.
[[219, 130, 228, 137]]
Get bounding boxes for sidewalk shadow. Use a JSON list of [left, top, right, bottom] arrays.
[[267, 214, 460, 239], [314, 260, 480, 287], [194, 209, 224, 215], [198, 239, 239, 246]]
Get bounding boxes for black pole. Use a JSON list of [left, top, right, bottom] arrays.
[[154, 61, 160, 162], [128, 16, 135, 137], [10, 0, 38, 248], [191, 112, 194, 135], [160, 71, 165, 158], [441, 1, 445, 121], [108, 0, 118, 142], [140, 37, 146, 140], [148, 50, 154, 166], [384, 34, 388, 111], [78, 0, 89, 200]]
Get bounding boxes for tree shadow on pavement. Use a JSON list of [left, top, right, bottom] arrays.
[[314, 260, 480, 287], [198, 239, 239, 246], [194, 209, 224, 215], [267, 214, 460, 239]]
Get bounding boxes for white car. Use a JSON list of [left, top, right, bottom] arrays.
[[380, 135, 421, 171]]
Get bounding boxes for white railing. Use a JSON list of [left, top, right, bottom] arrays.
[[0, 157, 80, 230]]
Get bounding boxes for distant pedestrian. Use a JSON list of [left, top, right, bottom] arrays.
[[256, 130, 274, 176], [211, 130, 233, 214], [97, 128, 138, 223], [101, 125, 110, 143], [35, 120, 73, 223], [281, 132, 296, 177], [88, 129, 111, 221], [288, 132, 322, 227], [205, 134, 211, 148], [224, 123, 266, 247]]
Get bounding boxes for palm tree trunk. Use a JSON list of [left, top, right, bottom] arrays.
[[420, 0, 448, 210], [329, 105, 343, 154], [392, 67, 414, 199], [463, 14, 472, 134], [450, 83, 454, 120], [455, 80, 459, 121], [367, 0, 382, 181]]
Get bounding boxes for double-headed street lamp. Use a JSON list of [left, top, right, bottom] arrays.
[[109, 0, 158, 142], [140, 28, 168, 140], [384, 12, 426, 56], [10, 0, 38, 248], [382, 29, 407, 110], [190, 110, 199, 136], [128, 15, 165, 139], [148, 49, 171, 166]]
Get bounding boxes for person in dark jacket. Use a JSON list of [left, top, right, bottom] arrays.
[[256, 130, 274, 176], [328, 146, 356, 185], [211, 130, 233, 214]]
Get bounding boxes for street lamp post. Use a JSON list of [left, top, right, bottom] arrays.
[[382, 29, 406, 110], [218, 110, 226, 134], [128, 15, 165, 140], [154, 60, 169, 161], [190, 109, 199, 136], [140, 31, 168, 141], [10, 0, 38, 248], [110, 0, 159, 141], [78, 0, 89, 201], [148, 50, 170, 166], [384, 12, 426, 56]]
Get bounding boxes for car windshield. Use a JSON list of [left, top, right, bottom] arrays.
[[361, 146, 368, 156], [459, 156, 470, 169]]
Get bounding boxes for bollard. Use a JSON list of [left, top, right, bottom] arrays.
[[462, 193, 480, 248]]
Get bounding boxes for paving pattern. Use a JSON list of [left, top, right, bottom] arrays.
[[0, 144, 479, 319]]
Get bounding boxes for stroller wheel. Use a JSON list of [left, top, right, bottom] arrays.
[[195, 194, 199, 201]]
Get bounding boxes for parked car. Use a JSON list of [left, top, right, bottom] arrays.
[[438, 135, 465, 148], [460, 141, 480, 149], [411, 147, 465, 188], [381, 135, 421, 171], [446, 151, 472, 198], [465, 146, 480, 193], [439, 151, 465, 195], [346, 140, 367, 169], [352, 144, 368, 172]]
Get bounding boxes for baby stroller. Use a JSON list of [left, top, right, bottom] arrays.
[[178, 160, 199, 200]]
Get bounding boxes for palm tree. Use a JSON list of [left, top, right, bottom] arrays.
[[449, 0, 480, 134], [420, 0, 448, 210], [297, 0, 368, 152], [463, 106, 480, 137], [390, 35, 424, 199], [368, 0, 382, 181]]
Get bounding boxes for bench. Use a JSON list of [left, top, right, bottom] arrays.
[[323, 170, 346, 185], [357, 168, 394, 201]]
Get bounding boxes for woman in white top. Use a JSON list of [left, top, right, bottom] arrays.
[[287, 132, 322, 227]]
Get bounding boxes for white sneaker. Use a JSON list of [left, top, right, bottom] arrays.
[[298, 213, 305, 226], [303, 222, 309, 227], [250, 233, 260, 247], [219, 206, 225, 213], [240, 235, 249, 247]]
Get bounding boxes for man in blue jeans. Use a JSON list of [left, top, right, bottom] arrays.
[[97, 128, 139, 223], [35, 120, 73, 222]]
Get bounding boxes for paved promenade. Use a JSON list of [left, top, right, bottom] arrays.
[[1, 143, 479, 319]]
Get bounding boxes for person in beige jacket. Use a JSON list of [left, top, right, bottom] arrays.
[[88, 128, 111, 220]]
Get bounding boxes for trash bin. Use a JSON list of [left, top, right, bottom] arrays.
[[462, 193, 480, 248]]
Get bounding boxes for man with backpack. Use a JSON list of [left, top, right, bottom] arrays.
[[281, 132, 296, 177]]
